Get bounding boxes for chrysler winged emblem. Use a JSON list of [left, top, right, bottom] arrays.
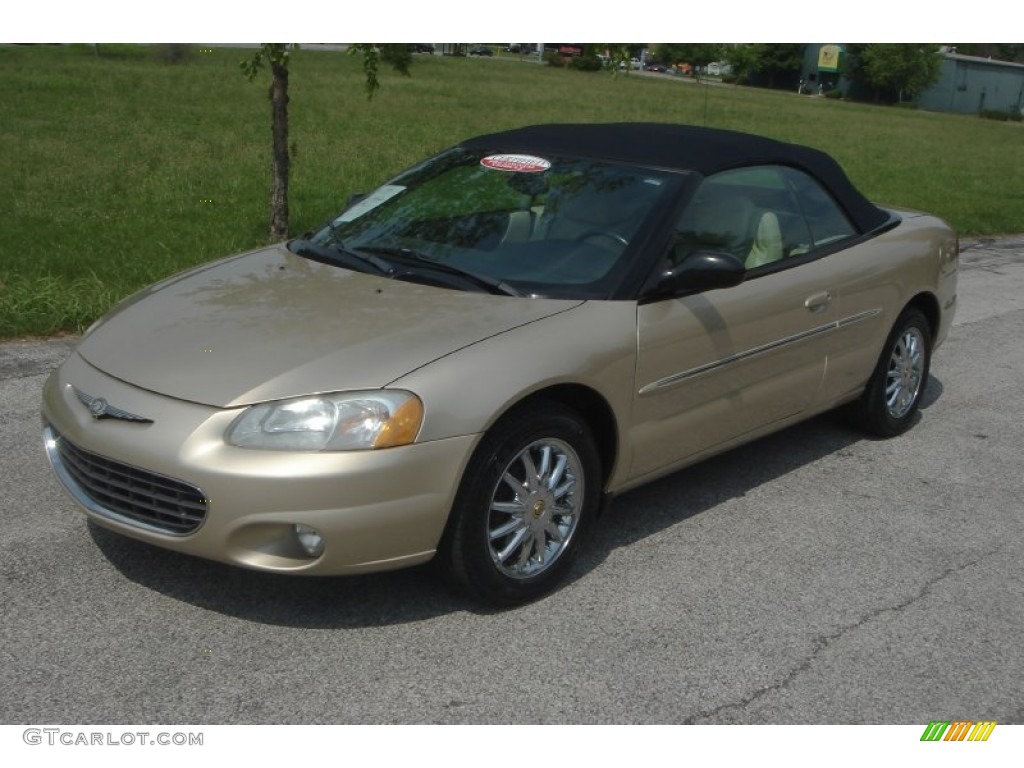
[[73, 387, 154, 424]]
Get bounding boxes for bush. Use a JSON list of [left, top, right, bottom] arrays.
[[543, 52, 568, 68], [151, 44, 196, 65], [979, 108, 1023, 122], [825, 88, 843, 99], [569, 55, 603, 72]]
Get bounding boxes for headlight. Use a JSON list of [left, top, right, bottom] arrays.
[[225, 391, 423, 451]]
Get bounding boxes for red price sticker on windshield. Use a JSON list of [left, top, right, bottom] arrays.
[[480, 154, 551, 173]]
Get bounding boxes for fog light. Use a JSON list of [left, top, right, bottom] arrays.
[[294, 524, 325, 558]]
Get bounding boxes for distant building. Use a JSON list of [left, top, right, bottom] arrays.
[[800, 44, 1024, 116], [918, 51, 1024, 116], [800, 44, 849, 94]]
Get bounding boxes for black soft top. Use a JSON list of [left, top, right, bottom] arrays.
[[461, 123, 889, 233]]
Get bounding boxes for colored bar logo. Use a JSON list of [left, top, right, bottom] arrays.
[[920, 721, 996, 741]]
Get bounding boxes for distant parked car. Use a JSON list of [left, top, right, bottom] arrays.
[[409, 44, 435, 54], [644, 63, 669, 73], [469, 46, 494, 57]]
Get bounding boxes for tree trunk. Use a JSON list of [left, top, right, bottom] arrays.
[[268, 60, 290, 240]]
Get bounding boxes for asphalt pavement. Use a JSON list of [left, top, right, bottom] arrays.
[[1, 236, 1022, 724]]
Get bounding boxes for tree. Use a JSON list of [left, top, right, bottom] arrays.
[[242, 44, 411, 240], [856, 44, 942, 104], [951, 43, 1024, 64], [655, 43, 723, 79], [993, 43, 1024, 63], [722, 44, 760, 83], [687, 44, 805, 88], [601, 43, 637, 74], [755, 44, 806, 89]]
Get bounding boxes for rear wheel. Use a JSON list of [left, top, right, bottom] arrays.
[[850, 307, 932, 437], [438, 402, 601, 605]]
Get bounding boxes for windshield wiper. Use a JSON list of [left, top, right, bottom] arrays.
[[288, 238, 395, 276], [356, 245, 522, 297]]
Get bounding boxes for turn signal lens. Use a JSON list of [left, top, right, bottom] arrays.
[[372, 396, 425, 448]]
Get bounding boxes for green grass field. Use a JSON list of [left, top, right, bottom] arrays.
[[2, 44, 1022, 337]]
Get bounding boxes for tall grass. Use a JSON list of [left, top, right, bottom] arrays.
[[1, 45, 1022, 337]]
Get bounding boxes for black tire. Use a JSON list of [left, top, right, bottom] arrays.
[[850, 307, 932, 437], [437, 401, 601, 605]]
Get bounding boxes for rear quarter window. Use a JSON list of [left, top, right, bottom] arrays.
[[782, 167, 857, 247]]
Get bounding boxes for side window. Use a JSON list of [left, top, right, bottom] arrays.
[[672, 167, 814, 269], [780, 167, 856, 248]]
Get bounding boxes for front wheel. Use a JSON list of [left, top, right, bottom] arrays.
[[438, 402, 601, 605], [850, 307, 932, 437]]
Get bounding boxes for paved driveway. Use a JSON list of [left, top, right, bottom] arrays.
[[1, 237, 1022, 723]]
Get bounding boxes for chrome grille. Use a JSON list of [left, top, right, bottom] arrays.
[[48, 428, 207, 535]]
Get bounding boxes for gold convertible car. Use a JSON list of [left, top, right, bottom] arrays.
[[42, 124, 958, 604]]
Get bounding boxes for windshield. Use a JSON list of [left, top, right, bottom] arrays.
[[309, 148, 686, 298]]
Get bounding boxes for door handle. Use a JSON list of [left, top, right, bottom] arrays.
[[804, 291, 832, 314]]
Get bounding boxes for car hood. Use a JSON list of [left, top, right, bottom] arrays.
[[77, 245, 583, 408]]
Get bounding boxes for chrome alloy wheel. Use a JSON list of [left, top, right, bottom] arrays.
[[487, 438, 583, 579], [885, 326, 925, 419]]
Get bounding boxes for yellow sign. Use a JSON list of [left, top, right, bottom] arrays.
[[818, 44, 841, 72]]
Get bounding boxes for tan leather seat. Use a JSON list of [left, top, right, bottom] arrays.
[[746, 211, 784, 268], [675, 191, 757, 263]]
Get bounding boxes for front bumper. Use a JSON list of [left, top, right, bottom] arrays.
[[41, 352, 478, 575]]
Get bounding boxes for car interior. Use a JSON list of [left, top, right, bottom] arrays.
[[671, 166, 856, 271]]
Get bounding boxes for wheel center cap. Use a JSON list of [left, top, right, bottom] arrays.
[[532, 500, 546, 518]]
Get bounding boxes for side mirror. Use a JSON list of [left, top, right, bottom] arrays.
[[652, 250, 745, 296]]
